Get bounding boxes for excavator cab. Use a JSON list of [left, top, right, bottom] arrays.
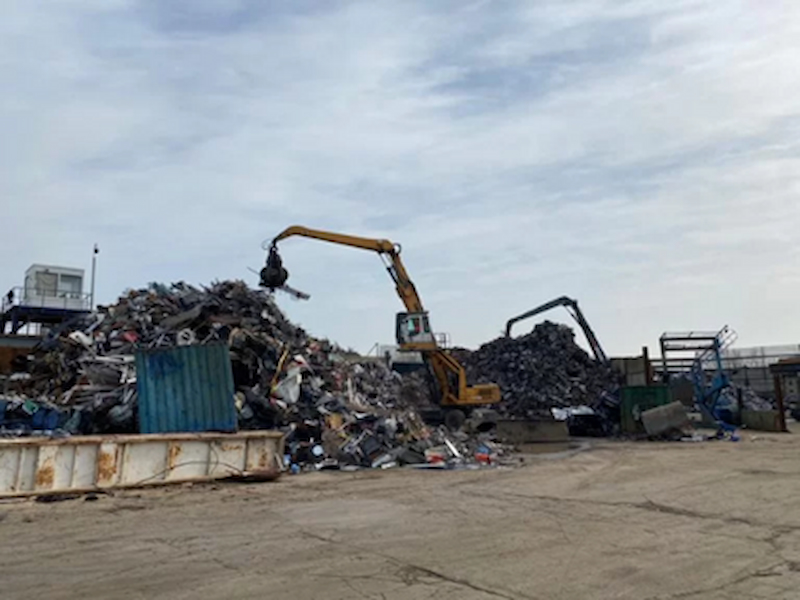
[[395, 312, 436, 347]]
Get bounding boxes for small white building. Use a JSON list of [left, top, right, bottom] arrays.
[[22, 264, 87, 311]]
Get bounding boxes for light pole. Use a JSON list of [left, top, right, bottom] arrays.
[[90, 244, 99, 310]]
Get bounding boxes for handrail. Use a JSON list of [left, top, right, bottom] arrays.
[[2, 286, 91, 313]]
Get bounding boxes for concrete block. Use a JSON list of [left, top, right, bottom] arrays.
[[742, 410, 784, 432], [641, 402, 690, 436]]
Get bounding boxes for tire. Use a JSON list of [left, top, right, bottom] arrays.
[[444, 409, 466, 432]]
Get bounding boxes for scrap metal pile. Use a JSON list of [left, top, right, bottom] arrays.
[[453, 321, 620, 420], [11, 281, 304, 434], [4, 281, 506, 469]]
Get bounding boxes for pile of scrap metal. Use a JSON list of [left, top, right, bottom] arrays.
[[270, 356, 507, 471], [0, 393, 71, 437], [4, 280, 508, 469], [452, 321, 621, 424], [9, 280, 301, 434]]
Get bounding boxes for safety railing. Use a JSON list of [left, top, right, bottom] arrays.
[[2, 286, 91, 313]]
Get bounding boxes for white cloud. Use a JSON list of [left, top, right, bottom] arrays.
[[2, 0, 800, 355]]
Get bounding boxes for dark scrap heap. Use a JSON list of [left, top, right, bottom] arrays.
[[3, 281, 503, 469], [453, 321, 620, 419]]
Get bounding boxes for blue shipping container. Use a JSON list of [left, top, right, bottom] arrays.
[[135, 343, 237, 434]]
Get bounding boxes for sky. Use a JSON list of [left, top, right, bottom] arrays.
[[2, 0, 800, 356]]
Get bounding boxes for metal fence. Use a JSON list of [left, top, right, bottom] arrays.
[[721, 345, 800, 400], [721, 345, 800, 369]]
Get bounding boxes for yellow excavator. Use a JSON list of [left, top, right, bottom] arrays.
[[259, 226, 501, 430]]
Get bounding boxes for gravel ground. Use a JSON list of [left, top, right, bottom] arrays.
[[2, 431, 800, 599]]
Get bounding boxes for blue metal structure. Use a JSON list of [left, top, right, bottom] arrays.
[[690, 343, 734, 432], [135, 343, 237, 434], [660, 327, 738, 432]]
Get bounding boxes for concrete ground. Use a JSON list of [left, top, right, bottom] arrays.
[[2, 433, 800, 600]]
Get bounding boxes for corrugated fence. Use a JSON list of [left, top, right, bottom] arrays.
[[135, 343, 236, 434]]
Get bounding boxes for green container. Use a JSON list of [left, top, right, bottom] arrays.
[[620, 385, 672, 434]]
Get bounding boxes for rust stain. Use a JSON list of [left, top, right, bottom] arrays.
[[35, 460, 54, 488], [0, 346, 33, 375], [97, 449, 118, 482], [257, 448, 269, 469], [167, 444, 182, 469], [217, 442, 242, 453]]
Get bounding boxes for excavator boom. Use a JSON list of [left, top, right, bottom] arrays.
[[264, 226, 424, 314], [272, 226, 395, 253], [261, 225, 501, 411]]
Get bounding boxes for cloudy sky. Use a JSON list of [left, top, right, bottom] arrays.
[[3, 1, 799, 355]]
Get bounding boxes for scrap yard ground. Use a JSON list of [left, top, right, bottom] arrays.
[[3, 434, 800, 600]]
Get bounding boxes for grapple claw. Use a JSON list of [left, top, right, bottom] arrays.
[[259, 245, 289, 289]]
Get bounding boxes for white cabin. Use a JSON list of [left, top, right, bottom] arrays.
[[22, 264, 88, 311]]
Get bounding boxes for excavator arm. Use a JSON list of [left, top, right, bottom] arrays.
[[506, 296, 608, 363], [268, 226, 424, 313], [261, 225, 500, 410]]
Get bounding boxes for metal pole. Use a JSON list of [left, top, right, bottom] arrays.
[[736, 387, 744, 426], [773, 374, 788, 433], [90, 244, 98, 310]]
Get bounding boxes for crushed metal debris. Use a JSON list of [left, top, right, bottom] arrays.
[[2, 281, 512, 470], [452, 321, 621, 420]]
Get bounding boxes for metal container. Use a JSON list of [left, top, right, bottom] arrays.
[[0, 431, 284, 497], [620, 385, 671, 434], [136, 343, 236, 434]]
